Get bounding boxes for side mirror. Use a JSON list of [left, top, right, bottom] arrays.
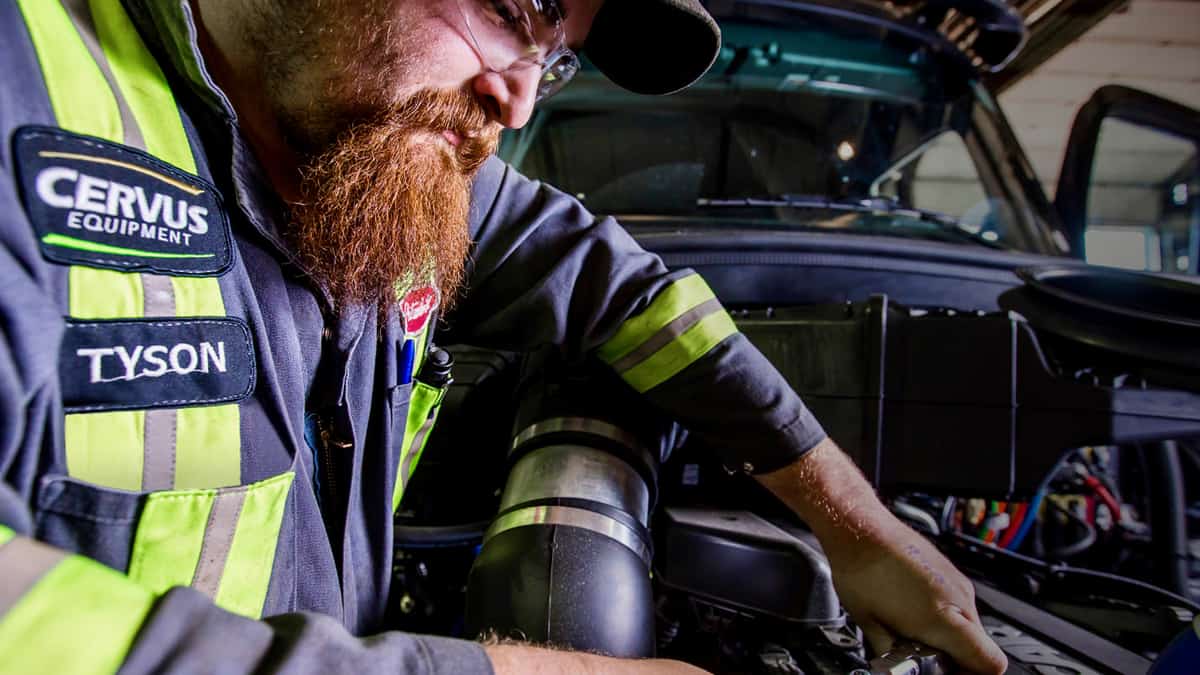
[[1056, 85, 1200, 274]]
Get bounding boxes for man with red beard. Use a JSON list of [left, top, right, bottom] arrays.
[[0, 0, 1005, 673]]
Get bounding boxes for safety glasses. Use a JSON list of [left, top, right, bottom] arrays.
[[456, 0, 580, 102]]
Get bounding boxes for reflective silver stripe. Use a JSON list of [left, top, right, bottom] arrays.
[[609, 298, 724, 373], [400, 418, 435, 488], [141, 410, 176, 490], [67, 0, 175, 492], [60, 0, 145, 149], [140, 274, 177, 490], [512, 417, 643, 455], [485, 505, 651, 566], [190, 488, 246, 598], [141, 274, 176, 317], [0, 536, 67, 616]]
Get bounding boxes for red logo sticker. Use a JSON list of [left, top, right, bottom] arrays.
[[399, 284, 439, 337]]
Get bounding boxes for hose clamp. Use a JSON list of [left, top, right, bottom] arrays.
[[485, 504, 652, 566]]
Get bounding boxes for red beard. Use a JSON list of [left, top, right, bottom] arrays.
[[288, 88, 500, 313]]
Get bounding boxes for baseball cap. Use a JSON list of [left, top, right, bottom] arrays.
[[582, 0, 722, 95]]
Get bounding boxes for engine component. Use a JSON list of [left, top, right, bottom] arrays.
[[1005, 265, 1200, 379], [465, 355, 668, 657], [736, 296, 1200, 497], [399, 346, 520, 524], [758, 643, 806, 675], [389, 521, 487, 636], [465, 421, 656, 655], [655, 508, 842, 626], [865, 641, 949, 675], [982, 615, 1104, 675]]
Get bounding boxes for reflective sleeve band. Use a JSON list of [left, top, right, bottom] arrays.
[[19, 0, 241, 492], [392, 381, 446, 511], [126, 472, 294, 619], [0, 527, 156, 675], [596, 274, 738, 393]]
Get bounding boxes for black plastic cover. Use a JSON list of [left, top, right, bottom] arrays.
[[654, 508, 842, 626], [1003, 265, 1200, 376], [739, 297, 1200, 496]]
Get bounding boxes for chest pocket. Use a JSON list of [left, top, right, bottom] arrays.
[[389, 286, 448, 511], [17, 0, 292, 618], [390, 378, 447, 511]]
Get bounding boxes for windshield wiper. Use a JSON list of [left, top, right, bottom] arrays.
[[697, 195, 1005, 249]]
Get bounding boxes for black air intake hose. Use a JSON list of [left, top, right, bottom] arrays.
[[464, 356, 668, 657]]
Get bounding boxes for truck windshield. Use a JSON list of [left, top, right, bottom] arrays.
[[499, 16, 1043, 252]]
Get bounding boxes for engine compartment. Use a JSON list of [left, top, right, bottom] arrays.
[[392, 266, 1199, 673], [391, 343, 1190, 667]]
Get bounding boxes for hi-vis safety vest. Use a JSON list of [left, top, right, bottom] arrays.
[[0, 0, 756, 672], [0, 0, 459, 670], [0, 1, 289, 668]]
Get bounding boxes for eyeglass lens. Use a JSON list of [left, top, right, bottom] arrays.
[[459, 0, 579, 101]]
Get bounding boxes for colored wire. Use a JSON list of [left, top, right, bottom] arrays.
[[1047, 499, 1097, 558], [1006, 490, 1044, 551], [940, 497, 957, 534], [980, 502, 1013, 544], [1082, 475, 1123, 523], [977, 501, 998, 540], [997, 503, 1028, 549]]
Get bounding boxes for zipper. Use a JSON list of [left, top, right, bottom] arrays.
[[316, 413, 343, 508]]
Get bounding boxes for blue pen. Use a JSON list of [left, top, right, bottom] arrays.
[[398, 339, 415, 385]]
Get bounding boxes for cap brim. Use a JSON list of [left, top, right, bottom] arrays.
[[583, 0, 721, 96]]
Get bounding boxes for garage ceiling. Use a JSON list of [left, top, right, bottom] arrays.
[[997, 0, 1200, 198]]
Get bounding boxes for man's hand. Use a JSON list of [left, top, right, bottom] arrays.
[[823, 515, 1006, 673], [757, 439, 1007, 674]]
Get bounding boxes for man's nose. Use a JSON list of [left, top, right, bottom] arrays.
[[472, 67, 539, 129]]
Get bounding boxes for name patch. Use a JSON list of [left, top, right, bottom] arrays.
[[14, 126, 233, 276], [61, 319, 255, 413]]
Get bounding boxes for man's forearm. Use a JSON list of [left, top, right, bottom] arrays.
[[755, 438, 898, 552], [754, 438, 1009, 674], [484, 644, 707, 675]]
